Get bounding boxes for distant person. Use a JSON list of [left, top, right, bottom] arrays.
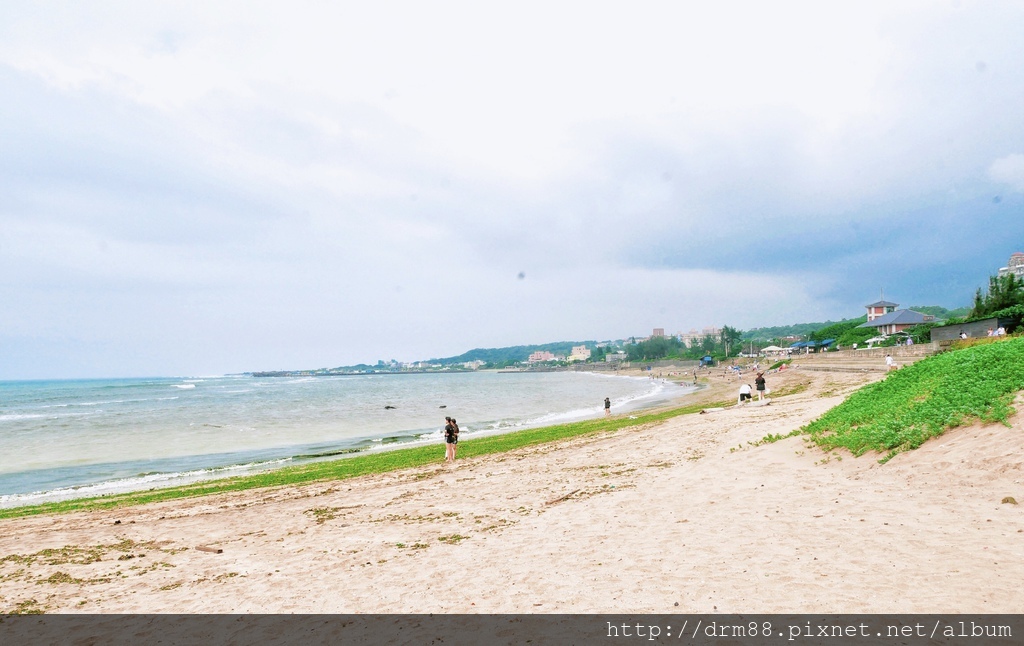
[[997, 326, 1006, 336], [604, 397, 611, 415], [450, 418, 460, 460], [754, 372, 767, 401], [906, 336, 914, 346], [885, 354, 895, 371], [959, 331, 968, 339], [444, 416, 458, 462], [738, 383, 752, 403], [987, 328, 995, 337]]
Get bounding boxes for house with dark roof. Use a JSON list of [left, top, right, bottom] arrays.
[[857, 309, 935, 336]]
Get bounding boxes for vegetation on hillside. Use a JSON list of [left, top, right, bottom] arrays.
[[811, 317, 866, 344], [803, 336, 1024, 462], [431, 341, 599, 366], [908, 305, 969, 319], [928, 274, 1024, 334], [741, 320, 848, 342], [971, 273, 1024, 318]]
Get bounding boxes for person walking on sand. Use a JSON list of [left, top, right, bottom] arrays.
[[754, 372, 767, 401], [885, 354, 895, 371], [604, 397, 611, 415], [443, 416, 457, 462]]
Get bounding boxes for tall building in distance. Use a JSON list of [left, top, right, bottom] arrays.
[[998, 252, 1024, 279], [677, 326, 721, 348]]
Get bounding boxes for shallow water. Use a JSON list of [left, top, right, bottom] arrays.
[[0, 371, 693, 507]]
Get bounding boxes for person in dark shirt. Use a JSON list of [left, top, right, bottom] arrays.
[[755, 373, 767, 401], [444, 416, 456, 462]]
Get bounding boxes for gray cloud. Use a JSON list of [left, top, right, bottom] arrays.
[[2, 3, 1024, 378]]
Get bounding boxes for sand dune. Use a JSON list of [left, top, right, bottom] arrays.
[[1, 367, 1021, 614]]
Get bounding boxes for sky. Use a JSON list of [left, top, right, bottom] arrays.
[[2, 1, 1024, 379]]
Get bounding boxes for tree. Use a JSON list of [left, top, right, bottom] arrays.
[[719, 325, 742, 357], [700, 334, 718, 355], [972, 273, 1024, 318]]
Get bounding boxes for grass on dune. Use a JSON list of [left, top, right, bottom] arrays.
[[0, 398, 729, 520], [803, 336, 1024, 462]]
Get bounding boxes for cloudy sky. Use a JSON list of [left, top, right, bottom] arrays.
[[2, 1, 1023, 378]]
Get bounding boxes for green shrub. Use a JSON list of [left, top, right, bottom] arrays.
[[803, 337, 1024, 462]]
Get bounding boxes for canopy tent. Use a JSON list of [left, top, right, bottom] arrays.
[[788, 339, 834, 348]]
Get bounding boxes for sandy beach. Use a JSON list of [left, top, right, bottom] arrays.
[[1, 365, 1022, 614]]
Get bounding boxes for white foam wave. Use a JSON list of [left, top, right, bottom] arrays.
[[173, 384, 196, 389], [0, 458, 293, 509], [0, 413, 47, 422]]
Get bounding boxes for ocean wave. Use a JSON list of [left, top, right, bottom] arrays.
[[0, 458, 294, 509], [173, 384, 196, 389], [0, 413, 47, 422]]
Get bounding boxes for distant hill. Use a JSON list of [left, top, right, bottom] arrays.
[[907, 305, 970, 319], [431, 341, 600, 365], [741, 320, 853, 341]]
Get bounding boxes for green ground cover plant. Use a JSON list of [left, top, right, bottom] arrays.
[[0, 399, 728, 520], [803, 336, 1024, 462]]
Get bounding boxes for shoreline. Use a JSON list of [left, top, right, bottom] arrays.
[[3, 365, 1022, 613], [0, 373, 719, 519], [2, 370, 681, 511]]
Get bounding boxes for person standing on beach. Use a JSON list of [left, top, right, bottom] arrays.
[[885, 354, 895, 371], [449, 418, 460, 461], [604, 397, 611, 415], [443, 416, 456, 462], [754, 372, 767, 401]]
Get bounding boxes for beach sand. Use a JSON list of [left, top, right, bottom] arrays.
[[1, 366, 1022, 614]]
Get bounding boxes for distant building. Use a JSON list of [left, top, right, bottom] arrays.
[[865, 299, 899, 321], [607, 351, 627, 362], [527, 350, 555, 363], [652, 328, 665, 337], [998, 252, 1024, 279], [567, 345, 591, 362], [857, 309, 935, 335], [462, 360, 486, 369], [678, 326, 720, 348]]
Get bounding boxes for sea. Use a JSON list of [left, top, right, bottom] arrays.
[[0, 370, 695, 508]]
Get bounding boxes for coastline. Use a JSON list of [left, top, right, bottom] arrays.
[[2, 366, 1021, 613], [1, 370, 674, 510]]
